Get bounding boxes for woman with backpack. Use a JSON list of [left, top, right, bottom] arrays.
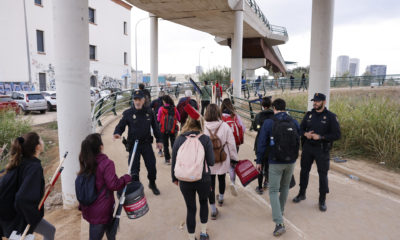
[[171, 104, 214, 240], [157, 95, 180, 165], [204, 104, 238, 220], [220, 98, 246, 196], [0, 132, 56, 239], [78, 133, 131, 240]]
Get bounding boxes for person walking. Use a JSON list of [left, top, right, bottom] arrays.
[[204, 104, 238, 220], [293, 93, 341, 212], [157, 95, 180, 165], [252, 97, 274, 194], [220, 98, 245, 196], [0, 132, 56, 240], [254, 76, 262, 96], [213, 82, 223, 106], [171, 104, 215, 240], [78, 134, 131, 240], [150, 91, 166, 158], [113, 90, 163, 195], [200, 81, 212, 116], [256, 98, 300, 237], [177, 90, 199, 126], [139, 83, 151, 106], [290, 75, 295, 90], [298, 73, 307, 91]]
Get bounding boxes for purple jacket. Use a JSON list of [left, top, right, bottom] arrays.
[[80, 153, 131, 225]]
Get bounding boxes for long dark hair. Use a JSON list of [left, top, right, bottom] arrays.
[[78, 133, 103, 175], [4, 132, 41, 172], [204, 104, 221, 122], [162, 95, 175, 107], [221, 98, 236, 118]]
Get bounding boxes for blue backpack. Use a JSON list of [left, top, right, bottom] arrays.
[[75, 174, 105, 206]]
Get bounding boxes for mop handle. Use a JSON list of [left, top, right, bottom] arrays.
[[20, 151, 68, 240]]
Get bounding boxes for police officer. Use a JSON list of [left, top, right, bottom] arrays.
[[113, 90, 163, 195], [293, 93, 341, 211]]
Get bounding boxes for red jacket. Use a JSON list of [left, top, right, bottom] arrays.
[[80, 154, 131, 224], [214, 84, 222, 96]]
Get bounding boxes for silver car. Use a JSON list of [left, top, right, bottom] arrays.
[[11, 91, 47, 115]]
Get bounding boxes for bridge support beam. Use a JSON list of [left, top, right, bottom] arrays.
[[53, 0, 91, 208], [150, 14, 159, 89], [231, 1, 244, 98], [308, 0, 335, 110]]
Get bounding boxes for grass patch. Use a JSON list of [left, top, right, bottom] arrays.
[[274, 88, 400, 170]]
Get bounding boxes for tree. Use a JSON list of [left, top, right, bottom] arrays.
[[287, 66, 310, 79], [199, 67, 231, 85]]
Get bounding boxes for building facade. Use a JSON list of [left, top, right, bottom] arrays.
[[349, 58, 360, 76], [366, 65, 387, 76], [336, 55, 350, 77], [0, 0, 132, 94]]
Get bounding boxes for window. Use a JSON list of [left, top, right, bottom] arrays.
[[89, 8, 95, 24], [124, 52, 127, 65], [90, 45, 96, 60], [124, 22, 127, 35], [34, 0, 42, 6], [36, 30, 45, 53]]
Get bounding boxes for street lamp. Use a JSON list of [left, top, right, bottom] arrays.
[[135, 17, 149, 87]]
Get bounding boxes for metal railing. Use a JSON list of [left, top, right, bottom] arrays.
[[246, 0, 288, 37], [239, 74, 400, 99]]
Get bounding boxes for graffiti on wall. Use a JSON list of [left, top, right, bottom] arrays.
[[99, 75, 123, 89]]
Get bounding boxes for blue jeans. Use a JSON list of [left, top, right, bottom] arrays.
[[268, 163, 295, 224]]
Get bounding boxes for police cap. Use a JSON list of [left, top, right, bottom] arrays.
[[311, 93, 326, 101], [133, 90, 145, 99]]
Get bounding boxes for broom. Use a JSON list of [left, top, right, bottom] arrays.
[[109, 140, 138, 236]]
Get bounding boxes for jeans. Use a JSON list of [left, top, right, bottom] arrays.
[[268, 163, 295, 225], [89, 223, 115, 240]]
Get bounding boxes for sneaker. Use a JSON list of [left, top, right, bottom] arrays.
[[255, 186, 264, 195], [149, 182, 160, 195], [263, 181, 268, 190], [199, 233, 209, 240], [210, 208, 219, 220], [273, 224, 286, 236], [165, 159, 171, 165], [292, 194, 306, 203], [216, 194, 224, 206], [230, 183, 238, 197]]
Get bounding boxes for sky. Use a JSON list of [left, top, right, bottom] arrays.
[[129, 0, 400, 76]]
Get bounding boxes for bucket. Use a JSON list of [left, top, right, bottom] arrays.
[[117, 181, 149, 219]]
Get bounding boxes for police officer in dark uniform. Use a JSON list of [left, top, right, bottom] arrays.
[[113, 90, 163, 195], [293, 93, 341, 211]]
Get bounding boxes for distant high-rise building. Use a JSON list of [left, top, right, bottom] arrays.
[[196, 66, 204, 75], [336, 55, 350, 76], [365, 65, 387, 76], [349, 58, 360, 76]]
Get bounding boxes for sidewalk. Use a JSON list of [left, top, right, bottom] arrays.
[[78, 114, 400, 240]]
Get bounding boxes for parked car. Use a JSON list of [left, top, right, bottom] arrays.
[[11, 91, 47, 115], [0, 95, 20, 114], [41, 91, 57, 111]]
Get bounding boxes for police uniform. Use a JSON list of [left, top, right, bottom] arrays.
[[114, 90, 162, 194], [293, 93, 341, 211]]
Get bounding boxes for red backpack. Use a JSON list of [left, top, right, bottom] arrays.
[[222, 114, 244, 146], [160, 106, 178, 134]]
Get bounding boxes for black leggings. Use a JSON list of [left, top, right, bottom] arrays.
[[209, 174, 226, 204], [180, 181, 211, 234]]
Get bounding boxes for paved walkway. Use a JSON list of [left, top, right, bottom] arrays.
[[79, 114, 400, 240]]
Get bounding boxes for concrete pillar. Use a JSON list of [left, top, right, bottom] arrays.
[[308, 0, 335, 110], [231, 1, 244, 98], [150, 14, 158, 89], [53, 0, 92, 208]]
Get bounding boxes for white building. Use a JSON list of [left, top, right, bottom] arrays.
[[349, 58, 360, 77], [336, 55, 350, 77], [366, 65, 387, 76], [0, 0, 132, 94]]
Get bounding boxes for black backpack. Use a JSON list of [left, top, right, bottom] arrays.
[[163, 106, 177, 134], [271, 117, 300, 162], [0, 168, 19, 221], [75, 174, 105, 206]]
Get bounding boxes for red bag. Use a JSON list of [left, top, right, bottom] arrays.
[[235, 160, 259, 187], [222, 115, 244, 146]]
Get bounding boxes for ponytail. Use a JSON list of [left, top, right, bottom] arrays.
[[5, 132, 41, 172]]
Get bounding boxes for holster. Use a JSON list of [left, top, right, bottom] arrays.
[[122, 137, 134, 152]]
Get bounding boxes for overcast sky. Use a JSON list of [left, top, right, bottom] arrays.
[[130, 0, 400, 75]]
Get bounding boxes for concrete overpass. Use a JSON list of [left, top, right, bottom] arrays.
[[126, 0, 289, 97]]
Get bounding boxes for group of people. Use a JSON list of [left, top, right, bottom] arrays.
[[0, 80, 341, 240]]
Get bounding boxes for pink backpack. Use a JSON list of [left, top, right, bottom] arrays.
[[174, 134, 206, 182]]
